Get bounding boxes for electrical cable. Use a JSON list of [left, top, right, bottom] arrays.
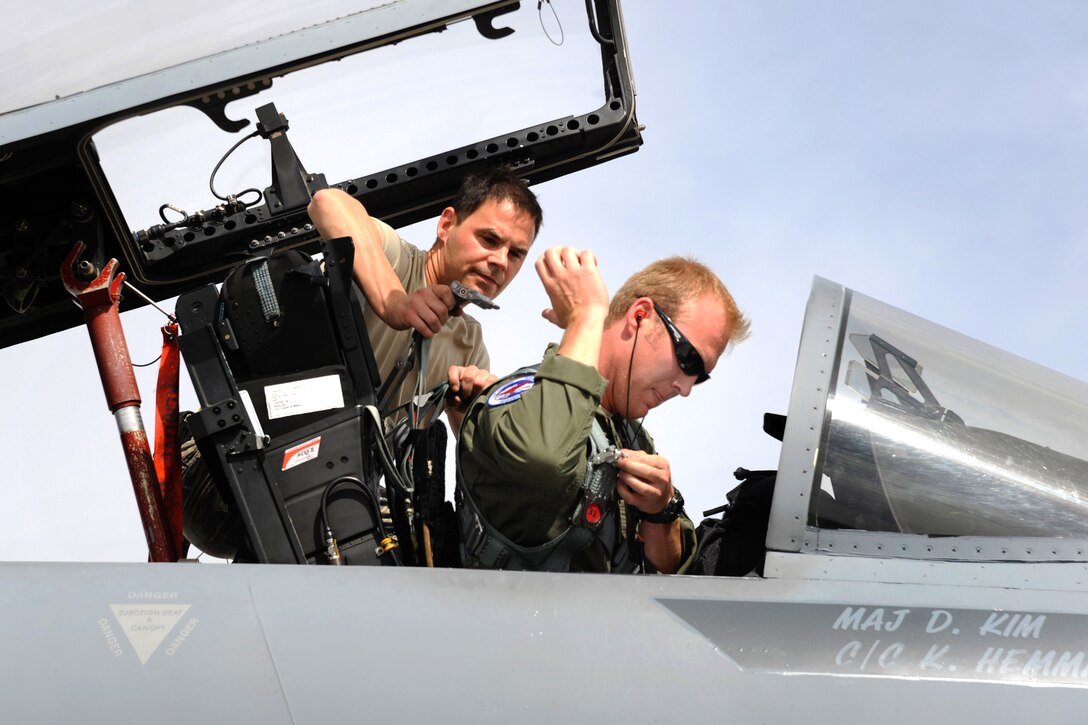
[[538, 0, 564, 45], [621, 313, 648, 569], [208, 130, 263, 207], [381, 380, 451, 497], [147, 131, 262, 239], [624, 316, 648, 443], [363, 405, 413, 497], [319, 475, 401, 566], [131, 355, 162, 368]]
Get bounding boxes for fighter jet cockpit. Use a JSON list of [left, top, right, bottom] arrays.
[[767, 277, 1088, 565], [0, 0, 643, 566]]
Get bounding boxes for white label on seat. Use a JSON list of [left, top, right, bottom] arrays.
[[265, 374, 344, 420]]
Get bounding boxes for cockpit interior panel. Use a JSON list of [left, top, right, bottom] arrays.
[[772, 277, 1088, 562]]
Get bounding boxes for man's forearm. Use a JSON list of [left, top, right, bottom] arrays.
[[446, 406, 466, 437], [309, 189, 409, 323], [347, 217, 410, 322], [556, 307, 607, 370], [639, 519, 683, 574]]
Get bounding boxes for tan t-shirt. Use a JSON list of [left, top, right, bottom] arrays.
[[364, 219, 490, 413]]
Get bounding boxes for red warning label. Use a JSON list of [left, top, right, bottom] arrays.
[[282, 437, 321, 471]]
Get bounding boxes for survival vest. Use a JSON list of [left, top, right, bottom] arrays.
[[455, 365, 641, 573]]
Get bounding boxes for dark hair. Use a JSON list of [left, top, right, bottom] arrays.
[[451, 166, 543, 236]]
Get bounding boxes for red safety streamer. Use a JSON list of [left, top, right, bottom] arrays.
[[153, 323, 183, 557]]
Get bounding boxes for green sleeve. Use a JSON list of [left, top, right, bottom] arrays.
[[672, 515, 699, 575], [460, 347, 608, 544]]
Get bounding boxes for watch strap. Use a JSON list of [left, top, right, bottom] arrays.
[[639, 488, 684, 524]]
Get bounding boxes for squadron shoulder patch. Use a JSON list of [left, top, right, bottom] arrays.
[[487, 375, 536, 406]]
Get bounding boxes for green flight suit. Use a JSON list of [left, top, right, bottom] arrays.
[[458, 344, 697, 573]]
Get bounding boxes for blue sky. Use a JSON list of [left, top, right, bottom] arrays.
[[1, 1, 1085, 561]]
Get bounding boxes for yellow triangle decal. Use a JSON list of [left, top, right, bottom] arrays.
[[109, 603, 191, 665]]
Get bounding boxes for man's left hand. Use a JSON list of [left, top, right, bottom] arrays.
[[615, 450, 673, 516], [447, 365, 498, 412], [444, 365, 498, 436], [617, 449, 684, 573]]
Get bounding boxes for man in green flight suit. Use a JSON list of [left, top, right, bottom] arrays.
[[456, 247, 750, 573]]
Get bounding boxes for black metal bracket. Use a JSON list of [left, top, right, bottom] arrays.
[[473, 2, 519, 39], [255, 103, 328, 216], [0, 0, 640, 350], [186, 398, 263, 454], [124, 0, 639, 284], [862, 334, 964, 424]]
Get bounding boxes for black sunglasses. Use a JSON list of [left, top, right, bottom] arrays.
[[652, 302, 710, 384]]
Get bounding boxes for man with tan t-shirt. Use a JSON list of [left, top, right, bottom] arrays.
[[307, 166, 542, 431]]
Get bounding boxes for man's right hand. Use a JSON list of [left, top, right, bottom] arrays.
[[535, 247, 610, 369], [308, 189, 459, 338], [535, 247, 609, 330], [386, 285, 460, 338]]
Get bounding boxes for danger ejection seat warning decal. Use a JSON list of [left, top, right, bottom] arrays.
[[105, 593, 193, 664]]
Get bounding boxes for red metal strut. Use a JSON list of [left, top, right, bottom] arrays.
[[61, 242, 178, 562]]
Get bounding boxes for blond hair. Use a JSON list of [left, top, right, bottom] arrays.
[[607, 256, 751, 344]]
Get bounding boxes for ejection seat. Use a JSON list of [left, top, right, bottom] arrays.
[[176, 237, 395, 565]]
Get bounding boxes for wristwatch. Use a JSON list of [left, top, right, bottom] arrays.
[[639, 488, 684, 524]]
